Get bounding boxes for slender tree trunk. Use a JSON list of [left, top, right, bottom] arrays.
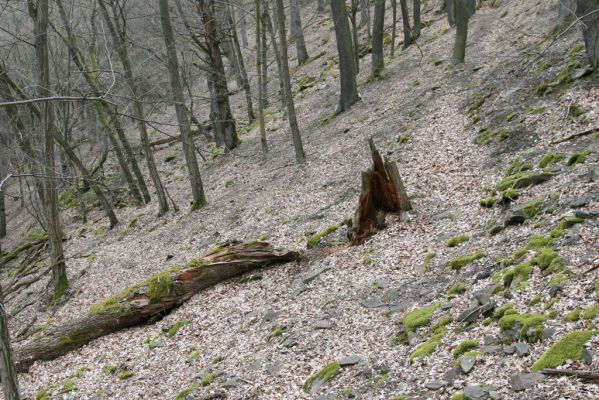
[[576, 0, 599, 68], [391, 0, 397, 56], [225, 2, 255, 121], [99, 0, 168, 216], [360, 0, 371, 41], [263, 3, 285, 107], [453, 0, 468, 64], [399, 0, 412, 48], [290, 0, 309, 65], [331, 0, 360, 113], [239, 2, 249, 48], [260, 1, 269, 109], [159, 0, 207, 210], [446, 0, 456, 26], [372, 0, 385, 78], [0, 284, 21, 400], [31, 0, 68, 303], [413, 0, 421, 39], [0, 167, 6, 243], [275, 0, 306, 163], [255, 0, 268, 153], [350, 0, 360, 73], [197, 0, 239, 151]]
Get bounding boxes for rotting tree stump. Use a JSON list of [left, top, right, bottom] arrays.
[[348, 138, 411, 244], [14, 240, 299, 372]]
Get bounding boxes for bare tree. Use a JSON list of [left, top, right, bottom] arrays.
[[576, 0, 599, 68], [29, 0, 68, 303], [159, 0, 207, 210], [275, 0, 306, 163], [349, 0, 360, 73], [399, 0, 413, 48], [413, 0, 421, 39], [255, 0, 268, 153], [290, 0, 309, 65], [372, 0, 385, 78], [1, 283, 21, 400], [453, 0, 468, 64], [331, 0, 360, 113], [360, 0, 371, 41]]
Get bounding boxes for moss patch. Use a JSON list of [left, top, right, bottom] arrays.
[[447, 235, 470, 248], [539, 153, 564, 168], [167, 320, 189, 337], [403, 304, 440, 332], [410, 327, 447, 361], [566, 150, 592, 166], [480, 196, 496, 207], [496, 172, 554, 191], [532, 331, 596, 371], [175, 384, 199, 400], [453, 339, 480, 359], [118, 370, 134, 380], [307, 223, 341, 248], [449, 250, 485, 270], [499, 313, 547, 343], [421, 252, 436, 274], [559, 217, 584, 229], [446, 283, 469, 298], [59, 328, 92, 348], [303, 361, 340, 393]]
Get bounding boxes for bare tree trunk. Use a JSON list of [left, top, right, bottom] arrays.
[[576, 0, 599, 68], [263, 3, 285, 107], [331, 0, 360, 113], [391, 0, 397, 56], [350, 0, 360, 73], [275, 0, 306, 163], [30, 0, 68, 303], [238, 1, 249, 47], [14, 241, 299, 373], [260, 0, 269, 109], [360, 0, 371, 41], [399, 0, 413, 48], [372, 0, 385, 78], [0, 284, 21, 400], [256, 0, 268, 153], [453, 0, 468, 64], [290, 0, 309, 65], [159, 0, 207, 210], [0, 170, 5, 243], [99, 0, 169, 216], [446, 0, 456, 26], [413, 0, 421, 39], [225, 2, 255, 121]]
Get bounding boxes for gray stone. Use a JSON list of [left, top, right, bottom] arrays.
[[587, 166, 599, 182], [510, 372, 545, 391], [373, 278, 390, 289], [248, 360, 262, 372], [474, 291, 491, 305], [443, 368, 460, 383], [515, 342, 531, 357], [424, 380, 446, 390], [572, 67, 593, 80], [382, 288, 401, 303], [459, 356, 476, 374], [408, 331, 419, 346], [570, 195, 592, 208], [483, 336, 500, 345], [480, 345, 502, 354], [583, 348, 593, 364], [339, 356, 361, 366], [262, 310, 279, 322], [441, 303, 453, 310], [362, 296, 385, 308], [503, 345, 515, 355], [266, 361, 282, 376], [457, 305, 481, 324], [464, 385, 495, 400], [291, 285, 308, 298], [542, 327, 556, 340], [480, 301, 496, 316], [282, 336, 298, 348], [303, 263, 332, 284], [313, 320, 333, 329], [222, 379, 239, 388], [433, 210, 456, 221], [504, 207, 528, 226]]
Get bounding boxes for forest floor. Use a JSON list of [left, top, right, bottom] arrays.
[[2, 0, 599, 399]]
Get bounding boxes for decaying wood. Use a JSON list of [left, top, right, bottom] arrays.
[[550, 127, 599, 144], [14, 240, 299, 372], [349, 138, 411, 244], [541, 369, 599, 381]]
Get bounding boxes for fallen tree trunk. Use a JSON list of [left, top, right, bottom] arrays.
[[348, 138, 411, 244], [541, 369, 599, 381], [14, 240, 299, 372]]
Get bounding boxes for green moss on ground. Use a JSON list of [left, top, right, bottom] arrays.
[[451, 392, 465, 400], [167, 320, 189, 337], [531, 248, 561, 270], [118, 371, 134, 380], [532, 331, 596, 371], [523, 199, 544, 218], [493, 304, 515, 320], [528, 295, 542, 307], [499, 313, 547, 343], [306, 223, 341, 249], [201, 373, 217, 386], [559, 217, 584, 229], [421, 252, 436, 274], [502, 263, 533, 289], [447, 235, 470, 248], [303, 361, 340, 393], [403, 304, 440, 332], [544, 298, 559, 310], [449, 250, 485, 270], [480, 196, 496, 207], [566, 150, 592, 166], [453, 339, 480, 359], [564, 309, 582, 322], [539, 153, 564, 168], [175, 384, 199, 400], [501, 188, 520, 202], [582, 305, 599, 320], [446, 283, 469, 298], [496, 172, 554, 191], [409, 327, 447, 361]]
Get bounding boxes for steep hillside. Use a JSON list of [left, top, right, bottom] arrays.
[[2, 0, 598, 399]]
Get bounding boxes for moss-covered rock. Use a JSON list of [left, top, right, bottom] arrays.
[[563, 309, 582, 322], [503, 263, 533, 289], [539, 153, 564, 168], [409, 327, 447, 361], [303, 361, 340, 394], [118, 370, 134, 380], [446, 283, 469, 298], [447, 235, 470, 248], [559, 217, 584, 229], [496, 172, 554, 191], [449, 250, 485, 270], [499, 313, 547, 343], [532, 331, 596, 371], [566, 150, 592, 166], [453, 339, 480, 359], [175, 384, 199, 400], [480, 196, 496, 207], [403, 304, 440, 332]]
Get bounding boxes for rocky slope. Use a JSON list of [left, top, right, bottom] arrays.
[[2, 0, 598, 399]]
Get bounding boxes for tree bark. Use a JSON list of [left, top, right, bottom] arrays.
[[260, 0, 269, 109], [391, 0, 397, 56], [453, 0, 468, 64], [255, 0, 269, 153], [559, 0, 578, 24], [399, 0, 413, 48], [576, 0, 599, 68], [350, 0, 360, 73], [372, 0, 386, 78], [331, 0, 360, 113], [413, 0, 421, 39], [349, 139, 411, 244], [263, 3, 285, 107], [238, 1, 249, 47], [197, 0, 239, 151], [30, 0, 68, 303], [446, 0, 456, 26], [0, 284, 21, 399], [14, 241, 299, 373], [360, 0, 371, 41], [99, 0, 169, 216], [275, 0, 306, 163], [317, 0, 325, 13], [290, 0, 310, 65], [159, 0, 207, 210]]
